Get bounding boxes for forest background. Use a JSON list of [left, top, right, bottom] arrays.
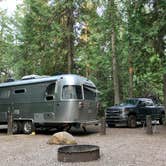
[[0, 0, 165, 112]]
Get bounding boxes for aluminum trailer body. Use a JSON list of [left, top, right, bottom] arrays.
[[0, 74, 99, 133]]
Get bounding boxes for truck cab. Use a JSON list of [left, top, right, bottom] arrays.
[[106, 98, 165, 128]]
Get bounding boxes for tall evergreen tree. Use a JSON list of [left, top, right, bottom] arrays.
[[0, 9, 15, 81]]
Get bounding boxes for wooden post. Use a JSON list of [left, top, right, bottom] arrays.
[[100, 117, 106, 135], [7, 111, 13, 135], [163, 74, 166, 111], [146, 115, 153, 135]]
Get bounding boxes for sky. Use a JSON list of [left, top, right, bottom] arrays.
[[0, 0, 22, 15], [0, 0, 104, 17]]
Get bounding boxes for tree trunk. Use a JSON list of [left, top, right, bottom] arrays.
[[66, 3, 74, 74], [86, 64, 90, 78], [163, 74, 166, 109], [110, 0, 120, 105], [127, 0, 133, 98], [112, 28, 120, 105], [129, 65, 133, 98]]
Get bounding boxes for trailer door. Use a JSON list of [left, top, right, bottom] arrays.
[[81, 85, 97, 121], [43, 82, 56, 121], [32, 82, 56, 123], [0, 88, 11, 123]]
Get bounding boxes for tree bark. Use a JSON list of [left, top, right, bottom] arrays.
[[163, 74, 166, 109], [110, 0, 120, 105], [66, 3, 74, 74], [127, 0, 133, 98], [129, 65, 133, 98], [112, 28, 120, 104]]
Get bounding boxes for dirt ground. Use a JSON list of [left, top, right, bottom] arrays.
[[0, 125, 166, 166]]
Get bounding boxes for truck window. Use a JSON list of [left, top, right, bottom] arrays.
[[138, 101, 146, 107], [138, 100, 153, 107], [83, 85, 96, 100], [144, 100, 154, 106], [62, 85, 82, 99], [120, 99, 138, 106]]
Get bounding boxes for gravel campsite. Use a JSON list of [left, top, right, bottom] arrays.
[[1, 125, 166, 166], [0, 1, 165, 166]]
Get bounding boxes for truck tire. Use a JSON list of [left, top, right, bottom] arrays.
[[159, 113, 165, 125], [12, 121, 22, 134], [107, 123, 115, 128], [128, 115, 137, 128], [23, 121, 33, 134]]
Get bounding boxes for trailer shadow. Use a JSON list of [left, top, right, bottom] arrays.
[[0, 125, 7, 135], [0, 129, 7, 135], [35, 125, 99, 136], [0, 125, 99, 136], [69, 126, 99, 136]]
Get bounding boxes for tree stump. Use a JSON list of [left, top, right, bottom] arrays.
[[100, 117, 106, 135], [7, 111, 13, 135], [146, 115, 153, 135]]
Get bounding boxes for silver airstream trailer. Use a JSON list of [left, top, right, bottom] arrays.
[[0, 74, 99, 134]]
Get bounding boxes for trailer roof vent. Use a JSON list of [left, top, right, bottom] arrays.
[[21, 74, 41, 80], [5, 78, 15, 82]]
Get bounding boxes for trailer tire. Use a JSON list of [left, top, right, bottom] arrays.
[[56, 124, 71, 132], [12, 121, 22, 134], [23, 121, 33, 134]]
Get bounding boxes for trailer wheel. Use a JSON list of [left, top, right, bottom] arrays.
[[12, 121, 22, 134], [23, 121, 33, 134], [128, 115, 137, 128], [64, 125, 71, 131], [56, 124, 71, 132]]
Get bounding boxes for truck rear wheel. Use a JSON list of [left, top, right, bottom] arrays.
[[159, 113, 165, 125], [107, 123, 115, 128], [23, 121, 33, 134], [128, 115, 136, 128]]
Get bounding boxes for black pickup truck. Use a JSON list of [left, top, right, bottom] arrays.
[[106, 98, 165, 128]]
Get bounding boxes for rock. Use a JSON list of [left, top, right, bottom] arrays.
[[47, 131, 77, 145]]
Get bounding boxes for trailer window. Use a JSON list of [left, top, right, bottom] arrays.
[[0, 89, 10, 99], [62, 85, 82, 99], [45, 83, 56, 100], [83, 85, 96, 100], [46, 83, 55, 96], [14, 89, 25, 94]]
